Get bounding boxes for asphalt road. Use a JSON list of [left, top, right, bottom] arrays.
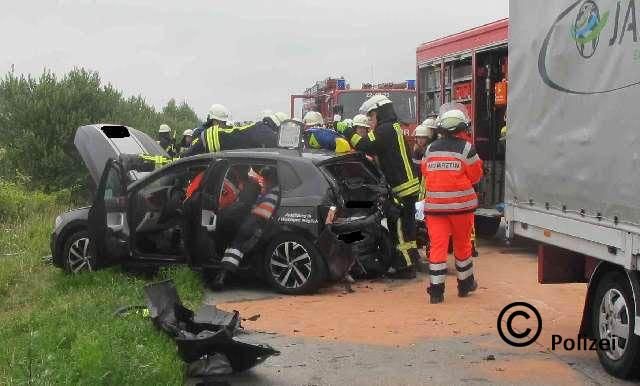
[[193, 231, 637, 386]]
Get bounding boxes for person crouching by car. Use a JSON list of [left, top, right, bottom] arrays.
[[211, 166, 280, 289]]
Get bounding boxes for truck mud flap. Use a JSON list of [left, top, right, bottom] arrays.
[[143, 280, 279, 375]]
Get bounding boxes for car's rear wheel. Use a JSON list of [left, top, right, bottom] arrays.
[[263, 233, 326, 295], [61, 230, 95, 274]]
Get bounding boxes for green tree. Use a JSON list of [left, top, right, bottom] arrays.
[[0, 68, 201, 192]]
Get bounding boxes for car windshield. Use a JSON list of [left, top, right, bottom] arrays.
[[337, 90, 417, 123]]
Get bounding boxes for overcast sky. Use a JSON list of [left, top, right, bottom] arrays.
[[3, 0, 508, 122]]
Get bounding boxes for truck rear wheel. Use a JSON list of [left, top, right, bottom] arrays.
[[474, 216, 501, 238], [591, 271, 640, 379]]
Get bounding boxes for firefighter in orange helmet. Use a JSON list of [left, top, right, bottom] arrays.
[[421, 103, 483, 303]]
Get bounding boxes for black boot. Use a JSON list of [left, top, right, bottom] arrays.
[[457, 275, 478, 297], [208, 270, 228, 291], [427, 283, 445, 304]]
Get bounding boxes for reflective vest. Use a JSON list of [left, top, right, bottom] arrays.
[[421, 137, 483, 214], [345, 121, 420, 199]]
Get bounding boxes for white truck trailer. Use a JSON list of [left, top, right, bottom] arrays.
[[507, 0, 640, 378]]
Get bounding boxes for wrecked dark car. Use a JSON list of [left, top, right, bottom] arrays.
[[50, 124, 395, 294]]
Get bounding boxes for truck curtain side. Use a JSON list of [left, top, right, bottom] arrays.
[[507, 0, 640, 378], [416, 19, 508, 236]]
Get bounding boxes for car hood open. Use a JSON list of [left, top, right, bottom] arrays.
[[74, 124, 168, 184]]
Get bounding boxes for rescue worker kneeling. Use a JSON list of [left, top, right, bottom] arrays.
[[422, 104, 483, 304], [210, 166, 280, 289]]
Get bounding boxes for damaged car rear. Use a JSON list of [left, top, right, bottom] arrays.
[[50, 123, 395, 294]]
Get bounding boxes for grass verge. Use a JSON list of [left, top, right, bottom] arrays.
[[0, 202, 204, 385]]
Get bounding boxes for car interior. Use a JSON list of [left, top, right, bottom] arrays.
[[128, 160, 280, 268]]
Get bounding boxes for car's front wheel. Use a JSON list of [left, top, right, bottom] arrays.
[[263, 233, 326, 295], [61, 230, 95, 274]]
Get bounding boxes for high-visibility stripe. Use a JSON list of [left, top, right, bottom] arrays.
[[430, 262, 448, 271], [396, 218, 412, 266], [430, 275, 446, 285], [393, 122, 414, 181], [462, 142, 472, 158], [392, 178, 420, 194], [457, 269, 474, 280], [455, 258, 473, 269], [425, 199, 478, 211], [425, 188, 476, 199], [222, 248, 243, 267], [368, 131, 376, 141], [213, 127, 221, 152], [256, 202, 276, 212], [467, 154, 480, 163], [427, 151, 477, 165], [262, 193, 279, 201], [396, 183, 420, 198], [350, 133, 362, 147]]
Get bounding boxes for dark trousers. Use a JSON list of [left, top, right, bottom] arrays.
[[390, 195, 420, 270]]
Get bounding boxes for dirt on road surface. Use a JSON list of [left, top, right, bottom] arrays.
[[210, 238, 634, 385]]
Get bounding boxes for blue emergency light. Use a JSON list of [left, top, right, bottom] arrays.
[[337, 79, 346, 90]]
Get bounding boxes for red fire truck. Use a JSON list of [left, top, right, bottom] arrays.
[[290, 77, 418, 136], [416, 18, 508, 237]]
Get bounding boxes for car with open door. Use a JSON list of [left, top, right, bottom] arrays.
[[50, 123, 395, 294]]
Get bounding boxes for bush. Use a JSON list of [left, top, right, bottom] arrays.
[[0, 179, 66, 222], [0, 68, 200, 192]]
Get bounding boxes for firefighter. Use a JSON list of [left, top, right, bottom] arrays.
[[337, 94, 421, 278], [183, 105, 280, 157], [412, 117, 437, 167], [303, 127, 352, 153], [158, 124, 177, 157], [302, 111, 324, 129], [178, 129, 194, 155], [352, 115, 370, 138], [422, 104, 484, 304], [211, 166, 280, 289]]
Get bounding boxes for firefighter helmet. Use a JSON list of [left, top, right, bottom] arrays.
[[303, 111, 324, 126], [207, 104, 231, 122], [273, 111, 289, 127], [352, 114, 370, 128], [359, 94, 392, 114], [414, 124, 430, 137], [437, 103, 471, 132], [182, 129, 193, 136], [159, 124, 171, 133]]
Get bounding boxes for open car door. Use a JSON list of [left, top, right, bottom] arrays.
[[88, 158, 130, 266], [185, 159, 230, 266]]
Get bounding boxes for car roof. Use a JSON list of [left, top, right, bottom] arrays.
[[168, 148, 359, 166], [127, 148, 360, 190]]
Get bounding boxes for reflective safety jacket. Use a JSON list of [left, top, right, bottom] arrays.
[[251, 185, 280, 220], [342, 120, 419, 198], [183, 122, 277, 157], [304, 127, 352, 153], [421, 136, 483, 214]]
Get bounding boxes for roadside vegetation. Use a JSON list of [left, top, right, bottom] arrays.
[[0, 69, 205, 385]]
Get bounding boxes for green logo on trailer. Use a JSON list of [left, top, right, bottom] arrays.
[[570, 0, 609, 58]]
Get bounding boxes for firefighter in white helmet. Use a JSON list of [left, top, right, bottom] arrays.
[[302, 111, 324, 128], [178, 128, 194, 155], [351, 115, 369, 138], [157, 124, 177, 157], [412, 117, 437, 167], [337, 94, 421, 279], [421, 103, 483, 303]]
